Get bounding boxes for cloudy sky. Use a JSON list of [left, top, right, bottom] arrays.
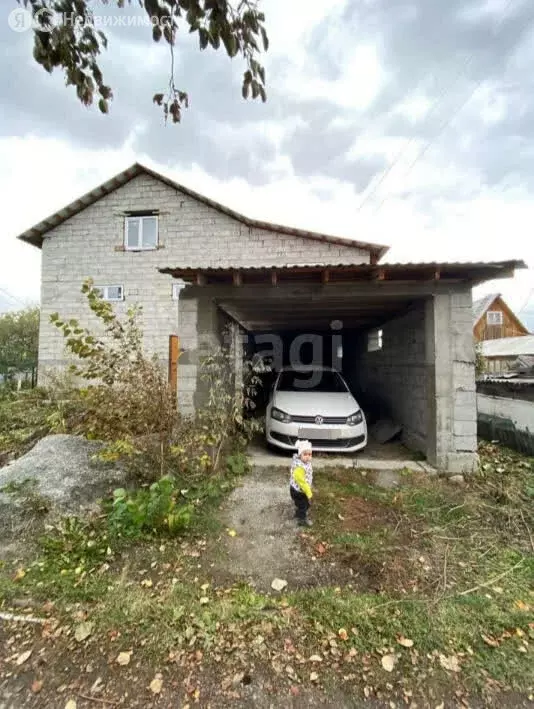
[[1, 0, 533, 326]]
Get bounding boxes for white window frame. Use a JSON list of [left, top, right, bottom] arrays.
[[95, 285, 124, 302], [486, 310, 503, 325], [367, 327, 383, 352], [124, 214, 159, 251]]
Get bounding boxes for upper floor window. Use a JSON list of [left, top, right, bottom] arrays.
[[124, 214, 158, 250], [486, 310, 503, 326]]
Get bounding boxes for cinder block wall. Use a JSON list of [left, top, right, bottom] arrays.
[[349, 304, 428, 454], [428, 290, 478, 473], [37, 172, 372, 412]]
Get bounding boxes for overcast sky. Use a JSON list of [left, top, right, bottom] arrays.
[[1, 0, 533, 324]]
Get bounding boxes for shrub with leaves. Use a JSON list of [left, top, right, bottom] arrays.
[[107, 476, 194, 538], [50, 279, 177, 475], [50, 282, 260, 486], [193, 330, 262, 472]]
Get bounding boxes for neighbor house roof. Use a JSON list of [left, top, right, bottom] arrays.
[[15, 162, 389, 261], [480, 335, 534, 358], [472, 293, 500, 325], [472, 292, 530, 333]]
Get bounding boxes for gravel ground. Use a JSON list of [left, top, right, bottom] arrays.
[[0, 434, 126, 558], [211, 468, 353, 593]]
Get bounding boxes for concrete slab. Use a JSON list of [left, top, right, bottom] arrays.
[[247, 444, 436, 474]]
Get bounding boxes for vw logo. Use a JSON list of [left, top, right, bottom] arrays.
[[314, 416, 323, 425]]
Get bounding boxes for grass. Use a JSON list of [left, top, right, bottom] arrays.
[[295, 448, 534, 693], [1, 440, 533, 703], [0, 388, 56, 461]]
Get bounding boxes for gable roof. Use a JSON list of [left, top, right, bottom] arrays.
[[472, 292, 530, 333], [472, 293, 500, 325], [15, 162, 389, 261]]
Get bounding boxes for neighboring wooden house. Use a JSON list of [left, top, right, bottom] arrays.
[[472, 293, 530, 342], [479, 335, 534, 375]]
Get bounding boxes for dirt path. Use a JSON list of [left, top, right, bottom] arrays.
[[205, 467, 352, 592]]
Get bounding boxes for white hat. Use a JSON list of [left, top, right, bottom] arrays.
[[296, 439, 312, 455]]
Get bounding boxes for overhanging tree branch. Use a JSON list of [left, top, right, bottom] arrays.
[[17, 0, 269, 123]]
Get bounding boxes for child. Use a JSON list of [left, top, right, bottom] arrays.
[[290, 439, 314, 527]]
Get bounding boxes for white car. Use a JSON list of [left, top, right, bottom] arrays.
[[265, 366, 367, 453]]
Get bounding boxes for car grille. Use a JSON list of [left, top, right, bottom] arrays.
[[271, 432, 365, 449], [291, 415, 348, 424]]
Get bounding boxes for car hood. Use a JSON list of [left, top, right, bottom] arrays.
[[272, 391, 358, 417]]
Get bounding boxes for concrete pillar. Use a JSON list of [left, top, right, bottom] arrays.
[[425, 293, 479, 474]]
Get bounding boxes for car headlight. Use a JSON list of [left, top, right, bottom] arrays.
[[347, 410, 363, 426], [271, 407, 292, 423]]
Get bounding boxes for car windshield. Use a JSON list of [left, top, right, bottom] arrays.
[[276, 369, 348, 393]]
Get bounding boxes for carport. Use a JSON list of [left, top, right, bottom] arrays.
[[160, 260, 523, 473]]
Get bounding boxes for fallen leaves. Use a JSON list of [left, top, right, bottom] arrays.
[[515, 600, 531, 612], [31, 679, 43, 694], [481, 634, 500, 648], [396, 635, 414, 648], [13, 567, 26, 582], [150, 673, 163, 694], [439, 653, 460, 672], [74, 621, 94, 643], [199, 597, 209, 605], [381, 654, 397, 672], [116, 651, 132, 666], [271, 578, 288, 592], [309, 655, 323, 663], [15, 649, 32, 666]]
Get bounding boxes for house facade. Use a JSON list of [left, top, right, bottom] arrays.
[[472, 293, 530, 342], [17, 163, 525, 474]]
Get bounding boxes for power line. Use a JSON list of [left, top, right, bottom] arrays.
[[357, 0, 522, 215], [0, 286, 30, 309], [518, 287, 534, 314]]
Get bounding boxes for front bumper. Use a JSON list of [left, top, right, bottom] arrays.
[[266, 418, 367, 453]]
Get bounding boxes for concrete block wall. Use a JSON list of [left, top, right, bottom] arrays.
[[428, 289, 478, 473], [37, 172, 372, 403], [354, 304, 428, 453]]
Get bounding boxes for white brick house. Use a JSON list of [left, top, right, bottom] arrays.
[[17, 163, 525, 473]]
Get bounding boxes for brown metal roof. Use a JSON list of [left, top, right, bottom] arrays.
[[160, 259, 527, 286], [15, 162, 389, 260]]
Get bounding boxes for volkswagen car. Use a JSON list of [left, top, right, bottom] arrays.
[[265, 366, 367, 453]]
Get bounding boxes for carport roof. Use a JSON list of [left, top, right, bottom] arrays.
[[160, 259, 526, 286]]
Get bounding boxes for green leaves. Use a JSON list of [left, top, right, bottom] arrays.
[[107, 475, 194, 538], [22, 0, 268, 122], [0, 306, 39, 380]]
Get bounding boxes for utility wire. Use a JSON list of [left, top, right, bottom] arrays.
[[0, 286, 30, 309], [357, 0, 521, 215]]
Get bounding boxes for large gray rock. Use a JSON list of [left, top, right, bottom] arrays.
[[0, 434, 126, 557], [0, 434, 125, 510]]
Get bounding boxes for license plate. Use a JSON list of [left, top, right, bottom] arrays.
[[298, 428, 340, 440]]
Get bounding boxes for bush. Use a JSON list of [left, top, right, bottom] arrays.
[[51, 279, 178, 477], [51, 283, 260, 484], [107, 476, 194, 539]]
